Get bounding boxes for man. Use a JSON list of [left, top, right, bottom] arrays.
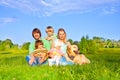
[[26, 28, 50, 66]]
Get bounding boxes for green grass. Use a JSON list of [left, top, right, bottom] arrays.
[[0, 49, 120, 80]]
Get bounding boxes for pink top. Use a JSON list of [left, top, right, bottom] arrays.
[[49, 48, 64, 58]]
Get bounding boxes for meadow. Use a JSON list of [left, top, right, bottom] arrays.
[[0, 48, 120, 80]]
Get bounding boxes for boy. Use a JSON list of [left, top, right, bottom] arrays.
[[29, 40, 48, 65], [44, 26, 57, 48], [26, 28, 50, 66]]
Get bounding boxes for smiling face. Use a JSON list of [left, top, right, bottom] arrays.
[[32, 28, 41, 40], [58, 30, 66, 41], [33, 33, 40, 40], [46, 29, 54, 37], [37, 44, 43, 49], [35, 40, 43, 49]]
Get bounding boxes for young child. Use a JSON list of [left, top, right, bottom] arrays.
[[48, 44, 64, 66], [45, 26, 57, 48], [29, 40, 48, 65]]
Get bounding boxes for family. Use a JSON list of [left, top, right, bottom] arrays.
[[26, 26, 90, 66]]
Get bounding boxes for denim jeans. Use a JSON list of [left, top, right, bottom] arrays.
[[25, 55, 48, 66], [59, 57, 74, 66]]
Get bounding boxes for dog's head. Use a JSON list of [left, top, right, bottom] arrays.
[[67, 45, 79, 56]]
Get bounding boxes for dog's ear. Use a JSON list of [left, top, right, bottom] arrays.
[[67, 46, 69, 53], [67, 45, 71, 49], [67, 45, 76, 56], [78, 49, 80, 54], [67, 45, 70, 50], [67, 45, 71, 54]]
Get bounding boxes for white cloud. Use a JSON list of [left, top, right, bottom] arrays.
[[0, 0, 120, 16], [0, 17, 16, 23], [102, 7, 118, 14]]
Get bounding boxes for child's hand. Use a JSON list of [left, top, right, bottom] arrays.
[[46, 37, 52, 40], [56, 46, 61, 50], [46, 36, 54, 41]]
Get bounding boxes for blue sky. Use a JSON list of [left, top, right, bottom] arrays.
[[0, 0, 120, 45]]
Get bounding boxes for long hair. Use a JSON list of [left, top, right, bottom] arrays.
[[57, 28, 67, 43]]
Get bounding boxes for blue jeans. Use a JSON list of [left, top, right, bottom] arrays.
[[25, 55, 48, 66], [59, 57, 74, 66]]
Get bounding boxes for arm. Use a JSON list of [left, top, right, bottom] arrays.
[[51, 39, 55, 49]]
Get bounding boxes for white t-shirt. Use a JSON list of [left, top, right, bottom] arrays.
[[54, 39, 67, 55]]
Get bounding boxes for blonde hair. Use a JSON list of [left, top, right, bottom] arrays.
[[57, 28, 67, 43]]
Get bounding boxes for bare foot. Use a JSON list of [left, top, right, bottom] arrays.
[[29, 60, 33, 65]]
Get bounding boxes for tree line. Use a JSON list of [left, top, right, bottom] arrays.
[[68, 35, 120, 54], [0, 39, 30, 51], [0, 36, 120, 54]]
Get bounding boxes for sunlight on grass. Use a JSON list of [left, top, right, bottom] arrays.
[[0, 49, 120, 80]]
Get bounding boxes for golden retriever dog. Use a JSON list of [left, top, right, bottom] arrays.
[[66, 45, 90, 65]]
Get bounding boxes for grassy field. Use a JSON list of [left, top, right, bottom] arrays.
[[0, 48, 120, 80]]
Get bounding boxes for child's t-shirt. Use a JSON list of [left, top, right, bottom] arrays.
[[29, 39, 50, 54], [44, 33, 57, 46]]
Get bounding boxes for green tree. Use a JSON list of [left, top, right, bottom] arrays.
[[0, 40, 3, 50], [117, 40, 120, 48], [93, 36, 105, 48], [12, 44, 19, 50], [73, 41, 79, 46], [68, 39, 74, 45], [78, 35, 98, 54], [87, 39, 98, 54], [78, 36, 88, 54], [106, 39, 113, 48], [2, 39, 13, 50], [21, 42, 30, 50]]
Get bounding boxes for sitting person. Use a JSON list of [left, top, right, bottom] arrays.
[[26, 28, 50, 66], [51, 28, 74, 65], [44, 26, 57, 48], [48, 44, 64, 66], [29, 40, 48, 65]]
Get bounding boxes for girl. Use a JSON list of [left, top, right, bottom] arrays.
[[51, 28, 74, 65]]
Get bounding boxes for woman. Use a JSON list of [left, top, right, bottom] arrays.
[[26, 28, 50, 66], [51, 28, 74, 65]]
